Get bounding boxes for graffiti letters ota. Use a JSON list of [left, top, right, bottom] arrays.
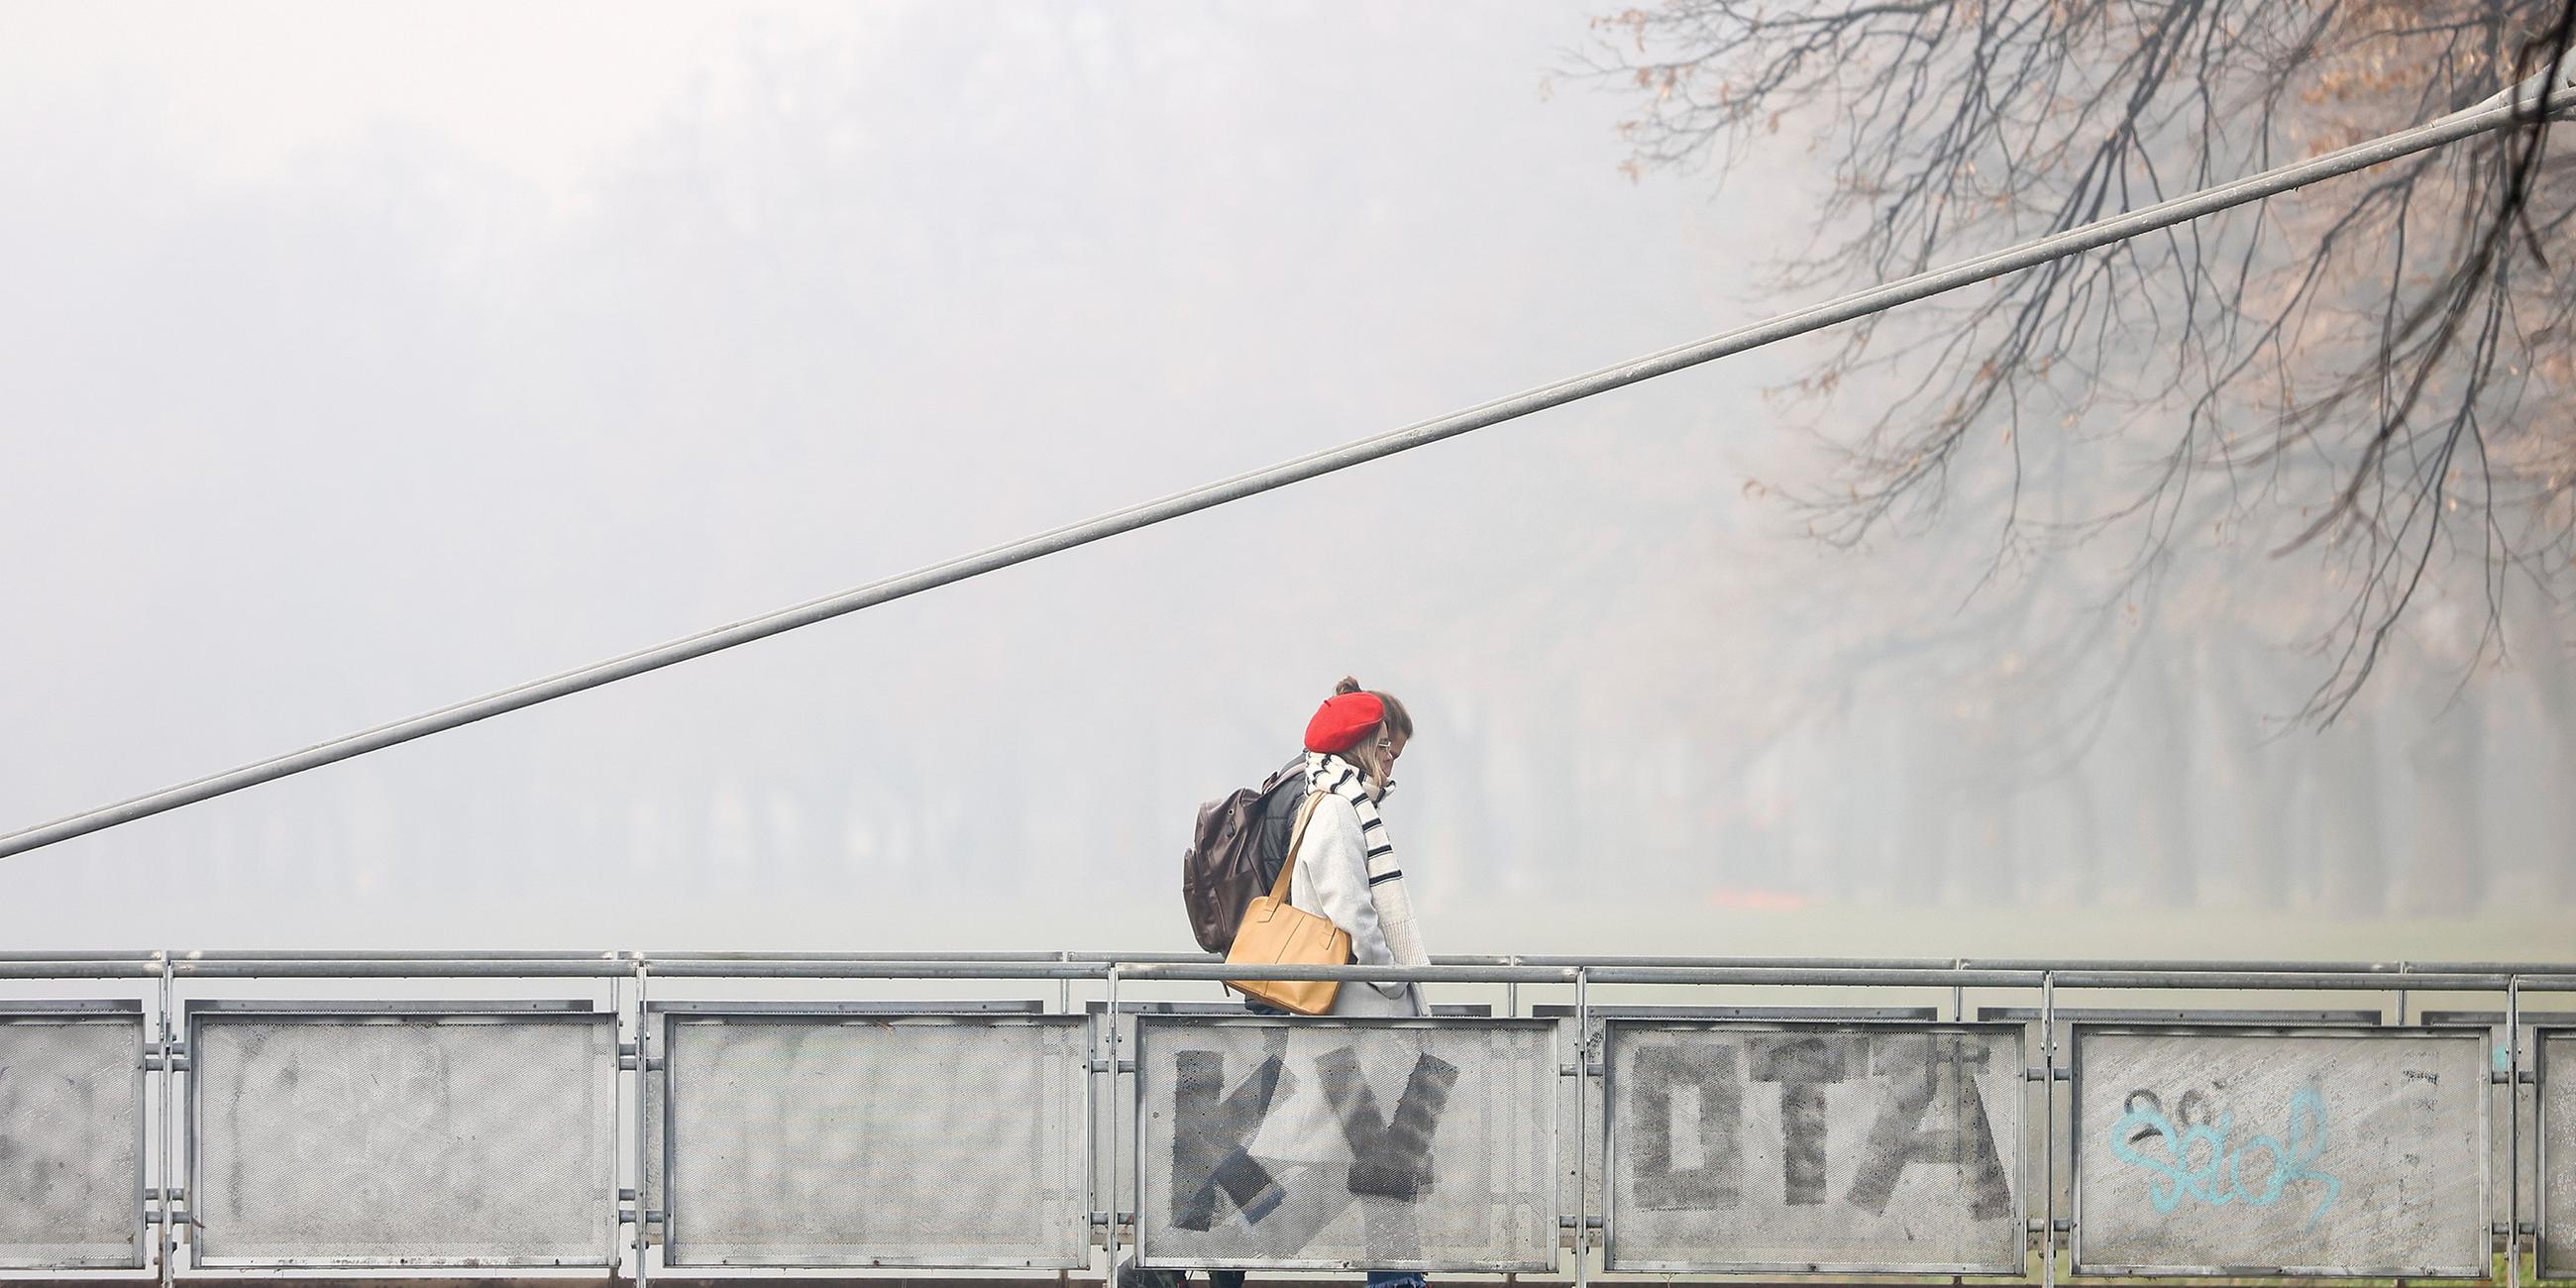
[[1604, 1022, 2023, 1272]]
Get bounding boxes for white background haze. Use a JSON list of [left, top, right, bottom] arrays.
[[2, 2, 2566, 961]]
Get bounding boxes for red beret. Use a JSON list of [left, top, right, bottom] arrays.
[[1304, 693, 1384, 754]]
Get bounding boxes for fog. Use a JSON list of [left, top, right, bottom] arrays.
[[2, 2, 2567, 960]]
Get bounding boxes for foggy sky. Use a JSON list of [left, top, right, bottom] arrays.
[[2, 2, 2566, 959]]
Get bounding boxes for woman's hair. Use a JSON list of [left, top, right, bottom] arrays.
[[1335, 675, 1413, 784], [1334, 676, 1413, 738]]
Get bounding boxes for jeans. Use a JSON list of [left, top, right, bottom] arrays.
[[1203, 1273, 1422, 1288]]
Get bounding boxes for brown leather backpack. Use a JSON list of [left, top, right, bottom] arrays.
[[1180, 759, 1309, 953]]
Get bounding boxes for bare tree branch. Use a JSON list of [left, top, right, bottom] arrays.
[[1583, 0, 2576, 723]]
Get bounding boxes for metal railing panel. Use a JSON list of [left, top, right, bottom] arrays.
[[2540, 1027, 2574, 1281], [186, 1003, 619, 1267], [1541, 1006, 1948, 1239], [1599, 1020, 2025, 1275], [1131, 1016, 1558, 1273], [658, 1011, 1089, 1269], [2070, 1023, 2490, 1278], [0, 1005, 146, 1270], [0, 951, 2559, 1281], [2422, 1010, 2568, 1273], [642, 999, 1054, 1238]]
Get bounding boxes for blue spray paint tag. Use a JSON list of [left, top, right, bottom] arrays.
[[2108, 1087, 2341, 1230]]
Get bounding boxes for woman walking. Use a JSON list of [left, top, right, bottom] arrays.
[[1146, 678, 1437, 1288], [1271, 676, 1428, 1020], [1231, 677, 1433, 1288]]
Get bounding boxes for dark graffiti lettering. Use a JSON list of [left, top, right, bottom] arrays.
[[1615, 1033, 2017, 1222], [1629, 1044, 1745, 1211], [1749, 1035, 1847, 1205], [1845, 1035, 2012, 1220], [1169, 1049, 1292, 1232], [2121, 1090, 2163, 1142], [1167, 1044, 1459, 1234], [1317, 1047, 1459, 1200], [2122, 1089, 2212, 1144]]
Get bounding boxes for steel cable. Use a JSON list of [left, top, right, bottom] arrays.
[[4, 80, 2569, 862]]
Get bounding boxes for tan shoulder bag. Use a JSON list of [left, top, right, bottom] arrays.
[[1222, 790, 1350, 1016]]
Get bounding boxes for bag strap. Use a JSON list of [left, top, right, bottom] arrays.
[[1255, 754, 1306, 797], [1268, 789, 1326, 905]]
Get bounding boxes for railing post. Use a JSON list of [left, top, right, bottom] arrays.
[[1104, 964, 1123, 1283], [632, 959, 651, 1288], [1574, 965, 1590, 1288], [2041, 969, 2058, 1288], [1076, 957, 1097, 1275], [156, 954, 175, 1288], [2507, 975, 2521, 1288]]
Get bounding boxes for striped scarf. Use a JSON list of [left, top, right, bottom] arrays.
[[1302, 751, 1430, 969]]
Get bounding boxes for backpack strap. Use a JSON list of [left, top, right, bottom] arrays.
[[1268, 791, 1327, 905], [1257, 755, 1303, 795]]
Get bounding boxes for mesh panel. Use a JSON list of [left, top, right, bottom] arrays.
[[2533, 1031, 2574, 1279], [1602, 1021, 2023, 1273], [0, 1016, 143, 1268], [1135, 1018, 1556, 1271], [190, 1012, 617, 1266], [662, 1015, 1088, 1267], [2072, 1026, 2486, 1276]]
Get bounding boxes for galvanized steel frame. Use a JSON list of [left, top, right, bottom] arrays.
[[1593, 1017, 2030, 1278], [2539, 1023, 2571, 1283], [1572, 966, 1590, 1288], [156, 963, 175, 1288], [1, 951, 2571, 1282], [653, 1006, 1092, 1271], [1127, 1013, 1563, 1275], [179, 1000, 621, 1271], [632, 962, 654, 1288], [0, 1002, 149, 1271], [2064, 1022, 2494, 1281]]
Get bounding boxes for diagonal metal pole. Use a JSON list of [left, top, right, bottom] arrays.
[[3, 79, 2570, 864]]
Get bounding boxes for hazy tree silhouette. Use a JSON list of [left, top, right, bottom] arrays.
[[1587, 0, 2576, 721]]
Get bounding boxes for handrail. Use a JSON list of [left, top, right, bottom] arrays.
[[4, 946, 2567, 1283], [3, 949, 2573, 984]]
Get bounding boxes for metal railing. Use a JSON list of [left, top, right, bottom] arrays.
[[0, 951, 2568, 1285]]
